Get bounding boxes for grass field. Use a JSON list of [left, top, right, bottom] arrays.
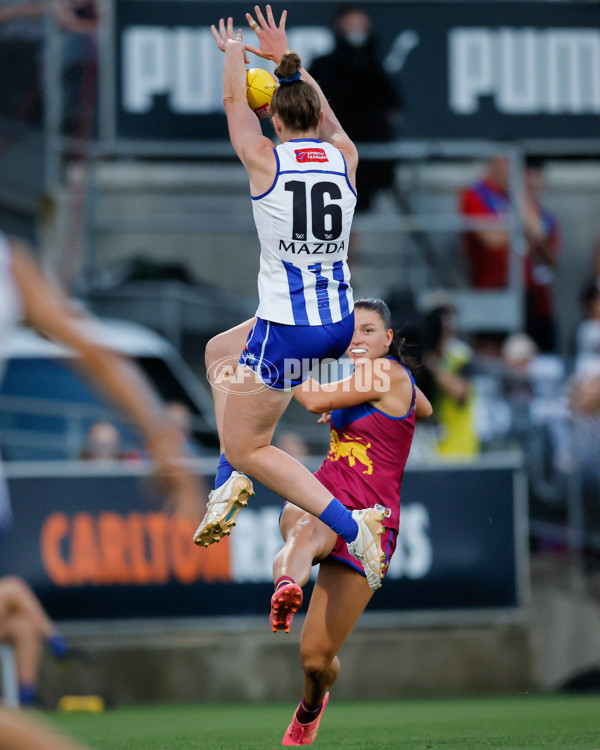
[[45, 694, 600, 750]]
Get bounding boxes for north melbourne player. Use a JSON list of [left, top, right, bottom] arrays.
[[194, 6, 386, 589]]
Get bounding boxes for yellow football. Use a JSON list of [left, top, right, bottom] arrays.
[[246, 68, 278, 119]]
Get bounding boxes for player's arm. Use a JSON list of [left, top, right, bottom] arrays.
[[244, 5, 358, 184], [9, 242, 202, 518], [300, 66, 358, 171], [295, 359, 402, 414], [211, 18, 275, 184], [414, 386, 433, 420]]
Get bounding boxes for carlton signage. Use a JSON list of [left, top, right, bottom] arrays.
[[0, 462, 525, 621], [112, 1, 600, 143]]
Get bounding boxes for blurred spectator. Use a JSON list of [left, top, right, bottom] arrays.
[[575, 281, 600, 361], [420, 305, 479, 458], [165, 401, 191, 440], [79, 420, 121, 460], [309, 3, 403, 212], [276, 430, 310, 462], [0, 575, 71, 707], [460, 156, 510, 289], [0, 1, 98, 132], [460, 157, 560, 352], [522, 158, 561, 352], [571, 373, 600, 417], [570, 370, 600, 544], [164, 401, 202, 457], [0, 1, 45, 125], [500, 333, 537, 437], [594, 235, 600, 284], [502, 332, 538, 380]]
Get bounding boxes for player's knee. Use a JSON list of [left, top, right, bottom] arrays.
[[224, 436, 266, 473], [222, 438, 248, 471], [205, 331, 233, 371], [0, 575, 28, 600], [287, 518, 321, 547], [3, 613, 37, 643], [300, 646, 336, 678]]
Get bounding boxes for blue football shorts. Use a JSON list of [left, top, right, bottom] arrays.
[[239, 314, 354, 390]]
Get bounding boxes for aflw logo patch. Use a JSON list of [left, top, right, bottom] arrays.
[[295, 148, 328, 163]]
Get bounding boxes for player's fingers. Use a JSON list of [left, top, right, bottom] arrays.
[[279, 9, 287, 31], [210, 24, 221, 44], [246, 12, 260, 33], [235, 27, 243, 41], [227, 16, 235, 38], [218, 17, 227, 39], [244, 44, 262, 57], [254, 5, 267, 29], [266, 4, 275, 27]]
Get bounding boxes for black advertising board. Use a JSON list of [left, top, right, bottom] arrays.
[[112, 1, 600, 143], [0, 460, 526, 621]]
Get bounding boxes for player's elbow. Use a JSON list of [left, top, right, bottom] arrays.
[[303, 396, 332, 415], [418, 401, 433, 420], [305, 401, 325, 415]]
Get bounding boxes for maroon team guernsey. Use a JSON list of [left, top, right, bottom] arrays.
[[314, 362, 416, 532]]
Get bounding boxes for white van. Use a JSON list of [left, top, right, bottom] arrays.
[[0, 317, 218, 461]]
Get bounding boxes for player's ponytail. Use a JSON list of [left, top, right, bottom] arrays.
[[274, 51, 301, 83], [271, 51, 320, 132], [354, 298, 418, 372]]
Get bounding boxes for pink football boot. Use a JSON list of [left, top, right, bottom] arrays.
[[270, 582, 303, 633], [282, 693, 330, 746]]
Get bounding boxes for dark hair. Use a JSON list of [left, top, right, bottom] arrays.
[[354, 298, 417, 370], [525, 155, 546, 170], [271, 51, 321, 132], [422, 304, 456, 351], [581, 280, 600, 309], [333, 3, 368, 23]]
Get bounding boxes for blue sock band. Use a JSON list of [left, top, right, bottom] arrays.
[[19, 683, 37, 707], [319, 499, 358, 543], [214, 453, 234, 489], [48, 632, 68, 658]]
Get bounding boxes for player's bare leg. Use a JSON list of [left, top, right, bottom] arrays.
[[223, 377, 340, 517], [222, 372, 385, 586], [0, 577, 55, 639], [0, 613, 43, 689], [194, 319, 256, 546], [300, 559, 372, 707], [204, 318, 256, 451], [282, 559, 373, 744], [271, 505, 337, 633]]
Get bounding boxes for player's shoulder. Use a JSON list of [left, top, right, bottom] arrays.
[[375, 356, 413, 387]]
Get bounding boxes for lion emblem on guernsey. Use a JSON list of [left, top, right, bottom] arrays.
[[328, 428, 373, 475]]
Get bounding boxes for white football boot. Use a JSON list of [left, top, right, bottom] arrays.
[[193, 471, 254, 547], [347, 508, 386, 591]]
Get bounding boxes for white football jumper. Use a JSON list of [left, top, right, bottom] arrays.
[[252, 139, 356, 326]]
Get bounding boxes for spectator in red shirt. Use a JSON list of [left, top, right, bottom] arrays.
[[460, 156, 561, 352], [460, 156, 511, 289]]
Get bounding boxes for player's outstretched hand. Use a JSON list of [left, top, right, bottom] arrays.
[[244, 4, 288, 65], [210, 16, 249, 63]]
